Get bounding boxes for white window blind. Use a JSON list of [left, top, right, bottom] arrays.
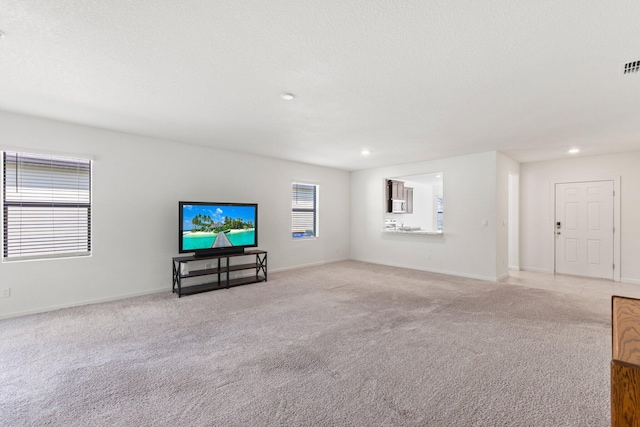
[[2, 152, 92, 260], [292, 183, 318, 239]]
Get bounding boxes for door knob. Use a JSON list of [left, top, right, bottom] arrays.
[[556, 231, 561, 235]]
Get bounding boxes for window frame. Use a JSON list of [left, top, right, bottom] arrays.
[[2, 151, 92, 262]]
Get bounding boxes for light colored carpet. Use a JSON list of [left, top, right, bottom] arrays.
[[0, 261, 611, 426]]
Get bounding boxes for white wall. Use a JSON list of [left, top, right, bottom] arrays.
[[0, 111, 351, 318], [351, 151, 500, 281], [520, 151, 640, 284]]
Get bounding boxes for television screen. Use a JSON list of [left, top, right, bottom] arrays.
[[179, 202, 257, 255]]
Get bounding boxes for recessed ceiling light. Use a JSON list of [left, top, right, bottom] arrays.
[[360, 149, 371, 156], [568, 148, 580, 154], [280, 93, 295, 101]]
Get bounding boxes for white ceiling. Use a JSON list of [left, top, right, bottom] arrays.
[[1, 1, 640, 171]]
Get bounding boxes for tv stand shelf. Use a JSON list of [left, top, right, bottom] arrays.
[[172, 250, 267, 297]]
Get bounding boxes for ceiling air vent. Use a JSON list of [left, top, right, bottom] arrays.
[[624, 60, 640, 74]]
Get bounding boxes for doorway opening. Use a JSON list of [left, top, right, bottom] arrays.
[[508, 173, 519, 271]]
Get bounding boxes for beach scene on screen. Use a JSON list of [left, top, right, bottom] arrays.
[[182, 204, 255, 249]]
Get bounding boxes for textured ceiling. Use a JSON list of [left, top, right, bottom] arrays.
[[1, 1, 640, 170]]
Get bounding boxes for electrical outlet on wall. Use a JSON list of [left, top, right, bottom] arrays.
[[0, 288, 11, 298]]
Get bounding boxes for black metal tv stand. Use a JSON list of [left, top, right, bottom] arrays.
[[172, 250, 267, 297]]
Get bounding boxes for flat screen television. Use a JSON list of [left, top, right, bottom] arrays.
[[179, 202, 258, 256]]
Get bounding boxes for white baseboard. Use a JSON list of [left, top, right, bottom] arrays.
[[270, 257, 350, 274], [349, 257, 500, 282], [621, 277, 640, 285], [1, 256, 530, 320], [2, 258, 351, 320], [0, 288, 166, 320], [518, 266, 553, 274], [496, 272, 510, 281]]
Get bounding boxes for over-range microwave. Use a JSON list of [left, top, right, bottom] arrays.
[[391, 199, 406, 213]]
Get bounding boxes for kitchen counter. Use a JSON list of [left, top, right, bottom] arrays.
[[382, 228, 443, 235]]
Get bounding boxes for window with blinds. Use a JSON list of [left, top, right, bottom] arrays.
[[2, 152, 92, 261], [292, 182, 318, 239]]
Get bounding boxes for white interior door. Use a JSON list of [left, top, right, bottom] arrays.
[[555, 181, 614, 280]]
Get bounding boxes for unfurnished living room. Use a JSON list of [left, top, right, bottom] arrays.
[[2, 2, 640, 426]]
